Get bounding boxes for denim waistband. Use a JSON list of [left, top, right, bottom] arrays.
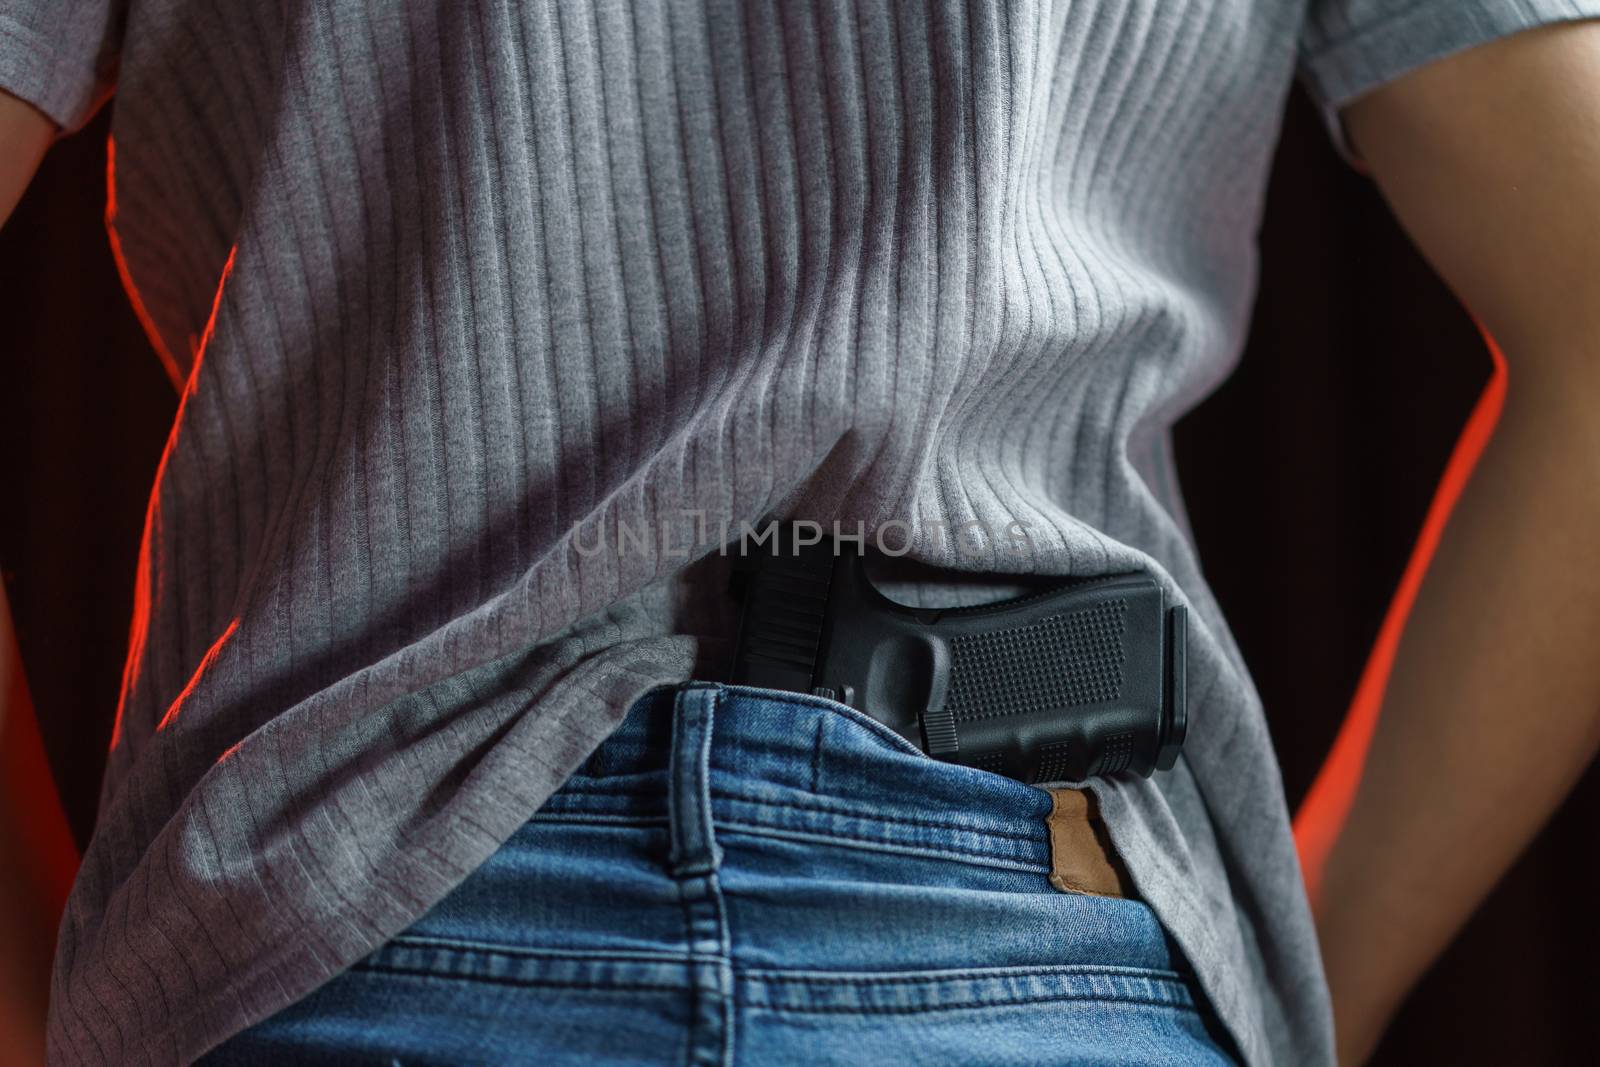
[[541, 681, 1058, 874]]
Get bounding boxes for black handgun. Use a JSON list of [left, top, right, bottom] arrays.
[[727, 522, 1187, 782]]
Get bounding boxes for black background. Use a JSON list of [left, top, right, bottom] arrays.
[[3, 89, 1597, 1064]]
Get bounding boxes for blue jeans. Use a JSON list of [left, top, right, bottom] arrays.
[[204, 683, 1238, 1065]]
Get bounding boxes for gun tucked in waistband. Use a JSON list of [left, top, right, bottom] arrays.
[[726, 521, 1187, 783]]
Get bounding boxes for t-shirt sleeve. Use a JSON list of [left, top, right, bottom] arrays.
[[1299, 0, 1600, 166], [0, 0, 126, 132]]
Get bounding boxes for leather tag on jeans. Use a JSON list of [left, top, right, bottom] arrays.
[[1045, 788, 1134, 898]]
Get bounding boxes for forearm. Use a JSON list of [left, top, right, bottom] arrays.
[[1, 86, 61, 1066], [1304, 25, 1600, 1062], [0, 90, 54, 227], [1314, 358, 1600, 1064]]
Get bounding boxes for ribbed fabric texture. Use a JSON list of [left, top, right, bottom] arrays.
[[2, 1, 1595, 1063]]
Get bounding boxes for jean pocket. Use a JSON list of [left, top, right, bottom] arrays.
[[205, 945, 699, 1066], [733, 965, 1235, 1067]]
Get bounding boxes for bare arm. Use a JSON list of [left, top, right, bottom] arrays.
[[1299, 22, 1600, 1066], [0, 90, 53, 222], [0, 86, 66, 1067]]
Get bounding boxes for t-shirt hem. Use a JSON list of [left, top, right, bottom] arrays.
[[47, 648, 699, 1065]]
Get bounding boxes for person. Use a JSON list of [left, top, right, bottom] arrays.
[[2, 1, 1599, 1064]]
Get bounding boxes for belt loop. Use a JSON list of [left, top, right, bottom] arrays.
[[668, 684, 724, 878]]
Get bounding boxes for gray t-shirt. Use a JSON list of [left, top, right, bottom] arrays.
[[3, 1, 1593, 1063]]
